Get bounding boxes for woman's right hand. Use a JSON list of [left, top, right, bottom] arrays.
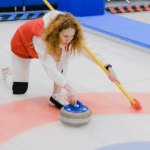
[[64, 83, 78, 105]]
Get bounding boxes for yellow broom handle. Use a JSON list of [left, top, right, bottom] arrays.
[[83, 43, 136, 105], [42, 0, 136, 105], [43, 0, 55, 11], [82, 43, 136, 105], [116, 82, 136, 105], [82, 43, 109, 75]]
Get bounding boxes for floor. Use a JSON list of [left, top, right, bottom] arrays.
[[0, 7, 150, 150]]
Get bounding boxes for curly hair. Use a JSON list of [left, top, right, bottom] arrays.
[[41, 12, 84, 62]]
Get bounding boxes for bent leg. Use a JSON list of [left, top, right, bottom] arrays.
[[11, 52, 31, 94]]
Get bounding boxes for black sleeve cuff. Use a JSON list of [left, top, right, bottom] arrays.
[[105, 64, 112, 70]]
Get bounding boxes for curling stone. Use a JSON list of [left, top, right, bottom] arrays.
[[59, 101, 92, 126]]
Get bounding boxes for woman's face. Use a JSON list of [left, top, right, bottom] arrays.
[[59, 28, 75, 46]]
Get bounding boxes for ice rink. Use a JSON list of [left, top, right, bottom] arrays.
[[0, 10, 150, 150]]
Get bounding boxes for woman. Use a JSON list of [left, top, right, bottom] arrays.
[[1, 10, 120, 109]]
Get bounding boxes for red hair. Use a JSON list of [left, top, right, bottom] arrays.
[[41, 12, 84, 62]]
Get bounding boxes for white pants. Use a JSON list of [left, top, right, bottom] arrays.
[[11, 52, 31, 82]]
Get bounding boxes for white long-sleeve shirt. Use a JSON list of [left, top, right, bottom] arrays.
[[33, 10, 108, 87]]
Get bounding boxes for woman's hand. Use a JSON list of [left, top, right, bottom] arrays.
[[108, 67, 120, 84], [64, 83, 78, 105]]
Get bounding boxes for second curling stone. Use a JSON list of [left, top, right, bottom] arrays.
[[59, 101, 92, 126]]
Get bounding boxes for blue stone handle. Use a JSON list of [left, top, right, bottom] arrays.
[[64, 101, 89, 113]]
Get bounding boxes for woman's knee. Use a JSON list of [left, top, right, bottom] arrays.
[[12, 82, 28, 94]]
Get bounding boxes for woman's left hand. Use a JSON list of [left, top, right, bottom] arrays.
[[107, 67, 121, 84]]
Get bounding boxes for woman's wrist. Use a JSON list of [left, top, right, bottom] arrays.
[[64, 83, 72, 91], [108, 67, 113, 72]]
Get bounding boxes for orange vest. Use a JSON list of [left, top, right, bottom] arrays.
[[11, 18, 44, 59], [11, 18, 70, 59]]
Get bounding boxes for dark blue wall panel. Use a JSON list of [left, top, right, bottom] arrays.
[[0, 0, 57, 8], [58, 0, 105, 17], [0, 0, 23, 7], [24, 0, 57, 6]]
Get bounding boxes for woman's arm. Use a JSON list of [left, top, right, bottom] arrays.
[[81, 42, 108, 67], [33, 36, 78, 105], [33, 36, 68, 87], [81, 41, 120, 84]]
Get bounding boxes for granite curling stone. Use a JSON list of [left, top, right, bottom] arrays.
[[59, 101, 92, 126]]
